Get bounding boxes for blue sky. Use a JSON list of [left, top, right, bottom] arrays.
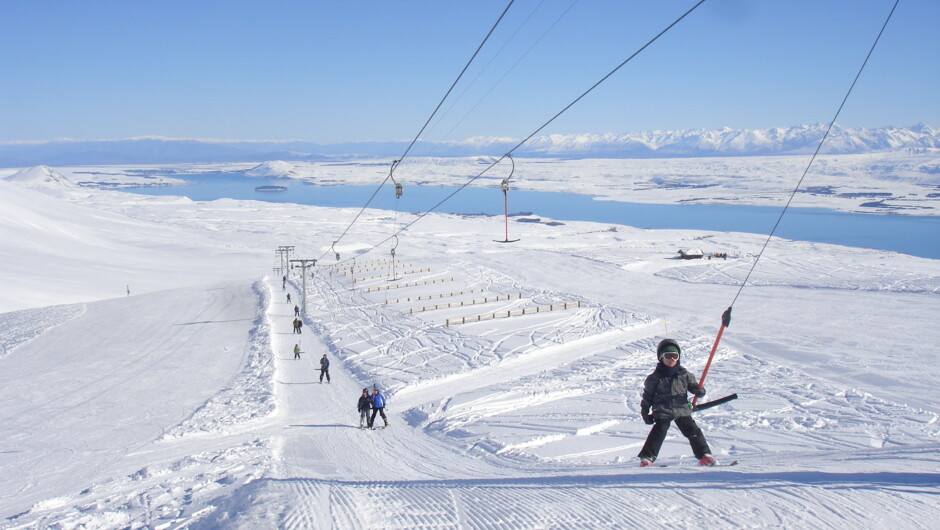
[[2, 0, 936, 144]]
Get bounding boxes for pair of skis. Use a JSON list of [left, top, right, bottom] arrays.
[[653, 460, 739, 468]]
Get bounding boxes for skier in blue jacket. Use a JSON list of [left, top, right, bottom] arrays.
[[369, 387, 389, 429]]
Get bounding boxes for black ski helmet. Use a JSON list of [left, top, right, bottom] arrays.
[[657, 339, 681, 361]]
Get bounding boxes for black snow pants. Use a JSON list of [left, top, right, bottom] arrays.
[[369, 407, 387, 428], [638, 415, 711, 460]]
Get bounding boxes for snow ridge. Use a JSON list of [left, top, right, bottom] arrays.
[[4, 165, 77, 188], [1, 124, 935, 164], [455, 124, 940, 157]]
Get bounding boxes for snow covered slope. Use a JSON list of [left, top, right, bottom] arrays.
[[0, 281, 271, 522], [3, 166, 77, 189], [0, 170, 937, 528], [0, 175, 265, 312]]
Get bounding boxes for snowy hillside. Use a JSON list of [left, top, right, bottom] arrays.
[[4, 165, 77, 189], [0, 168, 938, 528], [0, 177, 265, 313], [1, 124, 936, 165], [245, 160, 301, 179]]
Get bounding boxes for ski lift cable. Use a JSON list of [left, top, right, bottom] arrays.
[[440, 0, 582, 148], [317, 0, 517, 262], [425, 0, 576, 147], [730, 0, 900, 310], [334, 0, 709, 263], [503, 0, 708, 157], [397, 0, 517, 164], [392, 0, 558, 177], [693, 0, 901, 407]]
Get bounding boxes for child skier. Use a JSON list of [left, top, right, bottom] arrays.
[[293, 344, 302, 360], [638, 339, 716, 467], [357, 388, 372, 428]]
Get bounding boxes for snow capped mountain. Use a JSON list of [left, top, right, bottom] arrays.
[[246, 160, 300, 178], [0, 125, 936, 165], [4, 165, 77, 189], [499, 123, 940, 157]]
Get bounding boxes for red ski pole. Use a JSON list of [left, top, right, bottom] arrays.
[[692, 307, 732, 407]]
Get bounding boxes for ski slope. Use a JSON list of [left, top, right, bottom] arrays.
[[0, 168, 938, 528]]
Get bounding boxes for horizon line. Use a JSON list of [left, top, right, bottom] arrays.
[[1, 122, 934, 146]]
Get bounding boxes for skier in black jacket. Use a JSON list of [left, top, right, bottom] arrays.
[[319, 354, 330, 383], [638, 339, 716, 467], [357, 388, 372, 428]]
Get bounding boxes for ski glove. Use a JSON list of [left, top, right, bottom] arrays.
[[694, 388, 706, 398], [641, 407, 654, 425]]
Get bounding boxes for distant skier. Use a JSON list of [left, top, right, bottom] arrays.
[[293, 344, 302, 360], [319, 354, 331, 383], [282, 275, 287, 289], [638, 339, 715, 467], [294, 304, 300, 317], [368, 387, 389, 429], [293, 318, 303, 334], [286, 293, 292, 303], [357, 388, 372, 428]]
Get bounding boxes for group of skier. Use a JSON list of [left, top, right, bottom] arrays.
[[357, 387, 389, 429]]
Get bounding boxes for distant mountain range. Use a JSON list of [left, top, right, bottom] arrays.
[[1, 124, 936, 166]]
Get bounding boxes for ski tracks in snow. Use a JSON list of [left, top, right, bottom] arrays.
[[393, 321, 661, 411], [0, 303, 85, 361]]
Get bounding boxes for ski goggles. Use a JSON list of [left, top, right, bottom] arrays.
[[661, 352, 679, 361]]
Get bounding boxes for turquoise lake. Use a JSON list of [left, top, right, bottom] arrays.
[[124, 172, 940, 260]]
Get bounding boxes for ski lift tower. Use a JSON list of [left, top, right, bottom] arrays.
[[277, 246, 295, 277], [289, 258, 317, 314]]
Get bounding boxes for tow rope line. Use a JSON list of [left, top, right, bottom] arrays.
[[320, 0, 517, 262], [336, 0, 709, 263], [693, 0, 901, 406]]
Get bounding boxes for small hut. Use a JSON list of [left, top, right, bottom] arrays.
[[678, 248, 705, 260]]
